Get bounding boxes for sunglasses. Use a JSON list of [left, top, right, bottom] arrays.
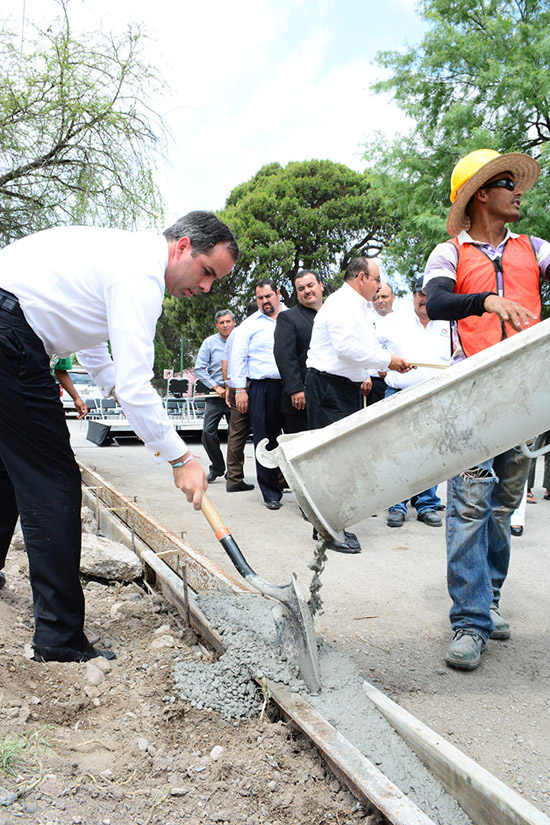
[[482, 177, 516, 192]]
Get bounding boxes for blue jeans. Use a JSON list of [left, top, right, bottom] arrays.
[[446, 447, 530, 640], [385, 386, 441, 516], [389, 486, 441, 516]]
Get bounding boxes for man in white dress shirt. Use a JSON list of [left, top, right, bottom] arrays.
[[229, 279, 285, 509], [0, 211, 238, 663], [305, 257, 411, 428]]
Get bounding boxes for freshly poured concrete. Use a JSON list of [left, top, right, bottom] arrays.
[[174, 592, 472, 825]]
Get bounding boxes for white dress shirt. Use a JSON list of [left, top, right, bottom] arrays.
[[306, 282, 390, 381], [376, 311, 451, 390], [229, 309, 284, 387], [0, 225, 186, 463]]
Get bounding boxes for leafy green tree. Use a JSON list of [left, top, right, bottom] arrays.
[[218, 159, 395, 305], [159, 159, 396, 362], [366, 0, 550, 283], [0, 1, 165, 245]]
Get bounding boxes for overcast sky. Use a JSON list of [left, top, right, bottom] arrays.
[[10, 0, 425, 224]]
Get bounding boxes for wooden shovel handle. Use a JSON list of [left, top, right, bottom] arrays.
[[201, 493, 228, 537]]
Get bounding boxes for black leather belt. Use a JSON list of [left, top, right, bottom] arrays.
[[0, 288, 23, 317]]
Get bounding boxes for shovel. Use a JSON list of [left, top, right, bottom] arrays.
[[200, 493, 321, 693]]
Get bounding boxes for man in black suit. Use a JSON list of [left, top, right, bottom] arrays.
[[274, 270, 323, 433], [274, 270, 361, 554]]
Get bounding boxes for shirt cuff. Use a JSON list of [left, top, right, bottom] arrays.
[[145, 430, 190, 464]]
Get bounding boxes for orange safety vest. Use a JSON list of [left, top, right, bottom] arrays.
[[450, 235, 541, 357]]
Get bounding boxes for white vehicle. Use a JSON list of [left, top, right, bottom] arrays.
[[59, 369, 101, 414]]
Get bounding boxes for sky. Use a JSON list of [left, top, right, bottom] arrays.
[[8, 0, 426, 294]]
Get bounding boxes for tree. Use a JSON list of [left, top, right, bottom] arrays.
[[218, 159, 395, 305], [0, 0, 165, 245], [157, 159, 396, 362], [365, 0, 550, 283]]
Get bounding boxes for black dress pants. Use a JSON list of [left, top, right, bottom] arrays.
[[201, 396, 230, 474], [304, 368, 362, 429], [248, 378, 283, 503], [0, 295, 85, 649]]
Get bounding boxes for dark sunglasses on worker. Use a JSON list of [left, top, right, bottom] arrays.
[[482, 177, 516, 192]]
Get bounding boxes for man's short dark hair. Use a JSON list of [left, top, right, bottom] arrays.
[[345, 257, 370, 282], [163, 211, 239, 261], [255, 278, 278, 292], [245, 300, 258, 317], [215, 309, 235, 321], [294, 269, 321, 285]]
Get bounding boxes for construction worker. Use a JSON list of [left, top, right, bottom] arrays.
[[424, 149, 550, 670]]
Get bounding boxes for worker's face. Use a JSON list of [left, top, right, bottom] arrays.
[[413, 290, 428, 322], [373, 283, 394, 316], [255, 284, 281, 316], [295, 273, 323, 311], [215, 313, 235, 339], [478, 173, 522, 224], [165, 238, 235, 298]]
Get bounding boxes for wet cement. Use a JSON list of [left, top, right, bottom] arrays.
[[173, 592, 472, 825]]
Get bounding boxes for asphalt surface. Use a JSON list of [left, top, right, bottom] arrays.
[[68, 418, 550, 816]]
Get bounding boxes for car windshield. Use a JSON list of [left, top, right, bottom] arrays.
[[69, 372, 91, 385]]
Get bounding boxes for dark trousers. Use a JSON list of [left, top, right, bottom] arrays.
[[201, 396, 230, 474], [304, 368, 362, 429], [282, 406, 308, 434], [366, 375, 387, 406], [0, 295, 85, 649], [248, 378, 283, 503], [226, 387, 251, 485]]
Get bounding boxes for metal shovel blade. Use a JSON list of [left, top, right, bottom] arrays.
[[200, 494, 321, 692]]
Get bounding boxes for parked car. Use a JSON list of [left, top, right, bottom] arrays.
[[59, 369, 101, 414]]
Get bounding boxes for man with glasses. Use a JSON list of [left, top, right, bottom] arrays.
[[306, 258, 412, 427], [424, 149, 550, 671]]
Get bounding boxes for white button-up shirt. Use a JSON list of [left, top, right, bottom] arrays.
[[229, 309, 284, 387], [306, 282, 390, 382], [376, 310, 451, 390], [0, 225, 186, 463]]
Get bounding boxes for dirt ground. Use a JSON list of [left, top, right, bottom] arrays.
[[2, 417, 549, 825], [0, 532, 376, 825]]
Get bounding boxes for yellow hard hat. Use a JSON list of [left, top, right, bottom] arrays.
[[446, 149, 540, 236], [449, 149, 501, 203]]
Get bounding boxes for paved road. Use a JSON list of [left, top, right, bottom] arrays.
[[69, 418, 550, 816]]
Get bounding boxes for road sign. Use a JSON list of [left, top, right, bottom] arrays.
[[163, 370, 174, 380]]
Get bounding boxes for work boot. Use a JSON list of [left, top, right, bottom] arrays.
[[417, 510, 442, 527], [489, 605, 511, 640], [33, 637, 116, 663], [445, 629, 485, 670], [387, 510, 405, 528]]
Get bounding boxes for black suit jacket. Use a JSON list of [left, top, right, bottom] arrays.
[[273, 304, 317, 416]]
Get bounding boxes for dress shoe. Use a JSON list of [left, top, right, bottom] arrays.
[[0, 571, 5, 589], [226, 481, 255, 492], [387, 510, 405, 527], [417, 509, 442, 527], [264, 500, 281, 510], [510, 525, 523, 537], [33, 637, 116, 663], [326, 537, 361, 554], [207, 470, 225, 483]]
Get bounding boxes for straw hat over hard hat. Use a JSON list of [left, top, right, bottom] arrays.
[[446, 149, 540, 236]]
